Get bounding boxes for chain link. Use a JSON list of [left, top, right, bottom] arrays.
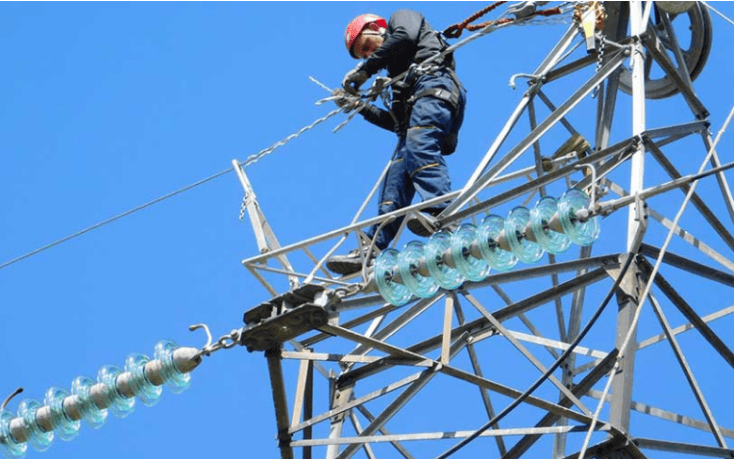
[[239, 107, 344, 170], [592, 27, 606, 98], [195, 326, 244, 358], [238, 195, 248, 221]]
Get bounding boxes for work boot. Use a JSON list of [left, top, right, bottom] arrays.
[[407, 212, 438, 237], [326, 245, 376, 275]]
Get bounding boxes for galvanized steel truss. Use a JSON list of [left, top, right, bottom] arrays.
[[234, 3, 733, 458]]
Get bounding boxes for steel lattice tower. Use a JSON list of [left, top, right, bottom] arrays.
[[229, 2, 732, 458]]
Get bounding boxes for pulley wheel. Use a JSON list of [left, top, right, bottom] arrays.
[[618, 2, 712, 99]]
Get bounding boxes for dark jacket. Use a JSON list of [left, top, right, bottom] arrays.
[[357, 10, 456, 133]]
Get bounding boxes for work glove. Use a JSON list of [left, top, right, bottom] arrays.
[[342, 66, 370, 95], [332, 89, 362, 113]]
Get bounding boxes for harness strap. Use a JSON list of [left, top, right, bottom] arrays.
[[407, 87, 461, 113]]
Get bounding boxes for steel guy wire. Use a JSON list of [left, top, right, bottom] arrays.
[[0, 105, 344, 272]]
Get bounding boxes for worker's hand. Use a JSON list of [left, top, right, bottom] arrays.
[[332, 89, 361, 113], [342, 67, 370, 95]]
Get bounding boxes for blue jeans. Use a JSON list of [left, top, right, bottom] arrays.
[[366, 69, 466, 250]]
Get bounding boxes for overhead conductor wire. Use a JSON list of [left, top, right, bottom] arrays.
[[0, 106, 343, 272], [1, 4, 571, 271]]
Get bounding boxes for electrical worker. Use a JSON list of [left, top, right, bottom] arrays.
[[327, 10, 466, 275]]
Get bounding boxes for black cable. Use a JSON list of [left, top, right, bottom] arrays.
[[436, 251, 636, 459]]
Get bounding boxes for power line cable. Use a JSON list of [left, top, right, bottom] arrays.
[[0, 106, 343, 272]]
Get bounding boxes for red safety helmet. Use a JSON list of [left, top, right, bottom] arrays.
[[345, 14, 387, 58]]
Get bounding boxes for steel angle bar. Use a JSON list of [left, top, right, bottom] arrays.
[[340, 268, 611, 387], [639, 244, 733, 286], [597, 162, 735, 217], [632, 438, 734, 458], [243, 189, 458, 265], [604, 180, 733, 271], [443, 136, 638, 224], [534, 22, 582, 76], [645, 292, 727, 447], [438, 364, 617, 434], [574, 306, 734, 375], [318, 324, 436, 365], [451, 294, 507, 457], [347, 412, 377, 459], [266, 349, 295, 459], [301, 305, 398, 348], [654, 130, 693, 148], [572, 149, 635, 191], [586, 390, 734, 439], [701, 131, 735, 222], [471, 259, 613, 297], [246, 262, 355, 287], [281, 351, 383, 365], [639, 257, 734, 367], [291, 358, 312, 429], [437, 248, 636, 458], [460, 91, 533, 200], [491, 285, 561, 360], [643, 137, 734, 249], [288, 340, 332, 380], [644, 120, 709, 140], [338, 293, 443, 360], [333, 294, 387, 312], [543, 42, 627, 84], [442, 49, 630, 217], [636, 306, 734, 352], [303, 246, 347, 286], [504, 330, 609, 360], [355, 405, 415, 459], [459, 290, 592, 416], [289, 372, 426, 435], [557, 245, 592, 456], [335, 337, 468, 459], [247, 265, 280, 297], [502, 350, 619, 459], [643, 207, 733, 271], [459, 23, 580, 197], [292, 425, 612, 447], [536, 91, 595, 156], [343, 314, 388, 372], [441, 293, 454, 365]]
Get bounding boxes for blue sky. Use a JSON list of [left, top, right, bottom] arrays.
[[0, 2, 734, 459]]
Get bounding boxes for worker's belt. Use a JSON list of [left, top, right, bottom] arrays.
[[407, 87, 461, 114]]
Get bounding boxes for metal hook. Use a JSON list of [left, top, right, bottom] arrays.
[[188, 323, 213, 353], [575, 163, 599, 212], [1, 387, 23, 411], [508, 73, 540, 90]]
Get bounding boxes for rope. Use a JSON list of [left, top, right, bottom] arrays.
[[443, 2, 565, 38], [443, 2, 507, 38], [0, 106, 344, 272]]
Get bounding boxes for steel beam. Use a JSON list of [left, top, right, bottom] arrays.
[[639, 258, 733, 367], [266, 348, 295, 459], [639, 244, 733, 286], [503, 350, 619, 459]]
